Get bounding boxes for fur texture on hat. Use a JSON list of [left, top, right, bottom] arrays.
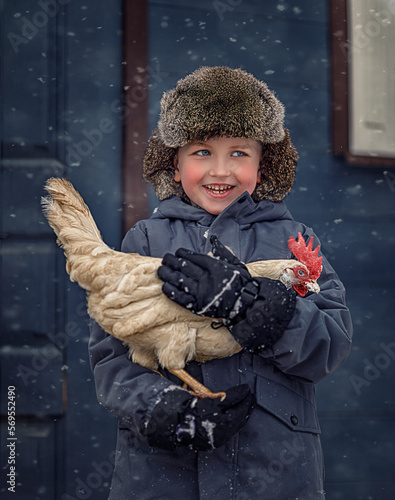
[[158, 66, 285, 147], [143, 66, 298, 203]]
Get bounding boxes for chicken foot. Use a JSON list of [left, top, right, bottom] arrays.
[[169, 369, 226, 401]]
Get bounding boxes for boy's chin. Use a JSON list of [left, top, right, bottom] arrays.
[[199, 198, 236, 215]]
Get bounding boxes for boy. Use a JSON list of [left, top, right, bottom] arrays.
[[89, 66, 352, 499]]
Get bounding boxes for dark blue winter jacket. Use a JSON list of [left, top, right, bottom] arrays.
[[89, 193, 352, 499]]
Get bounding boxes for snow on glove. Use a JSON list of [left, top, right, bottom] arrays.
[[158, 236, 258, 319], [228, 278, 297, 352], [146, 385, 254, 452], [210, 236, 297, 350]]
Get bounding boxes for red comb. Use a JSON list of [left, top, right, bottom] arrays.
[[288, 232, 323, 280]]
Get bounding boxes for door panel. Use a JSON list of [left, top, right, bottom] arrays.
[[1, 240, 58, 338], [0, 419, 59, 498], [1, 0, 66, 497], [1, 1, 123, 498], [2, 0, 61, 151]]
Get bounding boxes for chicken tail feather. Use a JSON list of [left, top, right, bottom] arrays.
[[41, 177, 110, 276]]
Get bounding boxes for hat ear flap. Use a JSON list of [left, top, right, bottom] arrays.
[[143, 131, 189, 202], [252, 129, 297, 202]]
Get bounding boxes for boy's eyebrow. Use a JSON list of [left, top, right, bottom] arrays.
[[230, 144, 254, 149], [228, 143, 259, 152], [189, 141, 209, 146]]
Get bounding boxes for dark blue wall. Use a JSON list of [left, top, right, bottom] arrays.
[[147, 1, 395, 498]]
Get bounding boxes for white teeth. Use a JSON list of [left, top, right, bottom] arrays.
[[205, 185, 233, 194]]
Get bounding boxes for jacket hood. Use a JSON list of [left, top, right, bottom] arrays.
[[143, 66, 298, 204]]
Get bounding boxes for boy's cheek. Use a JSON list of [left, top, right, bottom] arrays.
[[180, 167, 205, 187]]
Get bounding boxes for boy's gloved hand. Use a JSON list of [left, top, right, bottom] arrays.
[[146, 384, 254, 452], [158, 236, 297, 352], [158, 236, 258, 319]]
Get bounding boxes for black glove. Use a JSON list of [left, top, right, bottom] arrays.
[[228, 278, 296, 353], [211, 237, 297, 350], [159, 236, 297, 352], [158, 236, 258, 319], [146, 385, 254, 451]]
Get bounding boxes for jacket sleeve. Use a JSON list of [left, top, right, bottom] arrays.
[[258, 230, 353, 383], [88, 223, 177, 436]]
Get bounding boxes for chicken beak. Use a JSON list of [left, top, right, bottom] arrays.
[[306, 280, 320, 294]]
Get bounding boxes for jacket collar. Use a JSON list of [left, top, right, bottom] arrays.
[[151, 192, 293, 226]]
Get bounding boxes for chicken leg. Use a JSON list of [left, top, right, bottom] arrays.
[[169, 369, 226, 400]]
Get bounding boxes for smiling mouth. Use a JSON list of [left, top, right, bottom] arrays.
[[204, 184, 234, 194]]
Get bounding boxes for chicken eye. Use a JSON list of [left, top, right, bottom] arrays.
[[297, 269, 306, 277]]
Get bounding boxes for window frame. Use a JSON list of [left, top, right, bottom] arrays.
[[330, 0, 395, 166]]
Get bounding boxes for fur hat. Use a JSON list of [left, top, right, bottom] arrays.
[[143, 66, 298, 203]]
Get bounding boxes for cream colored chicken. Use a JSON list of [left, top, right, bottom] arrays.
[[42, 178, 322, 398]]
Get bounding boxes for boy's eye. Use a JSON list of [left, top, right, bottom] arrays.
[[195, 150, 210, 156], [231, 151, 246, 157]]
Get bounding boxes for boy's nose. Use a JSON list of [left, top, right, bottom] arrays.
[[209, 158, 231, 177]]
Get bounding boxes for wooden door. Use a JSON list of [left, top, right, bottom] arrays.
[[1, 1, 124, 498]]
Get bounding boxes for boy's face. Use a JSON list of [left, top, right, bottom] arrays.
[[173, 136, 262, 215]]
